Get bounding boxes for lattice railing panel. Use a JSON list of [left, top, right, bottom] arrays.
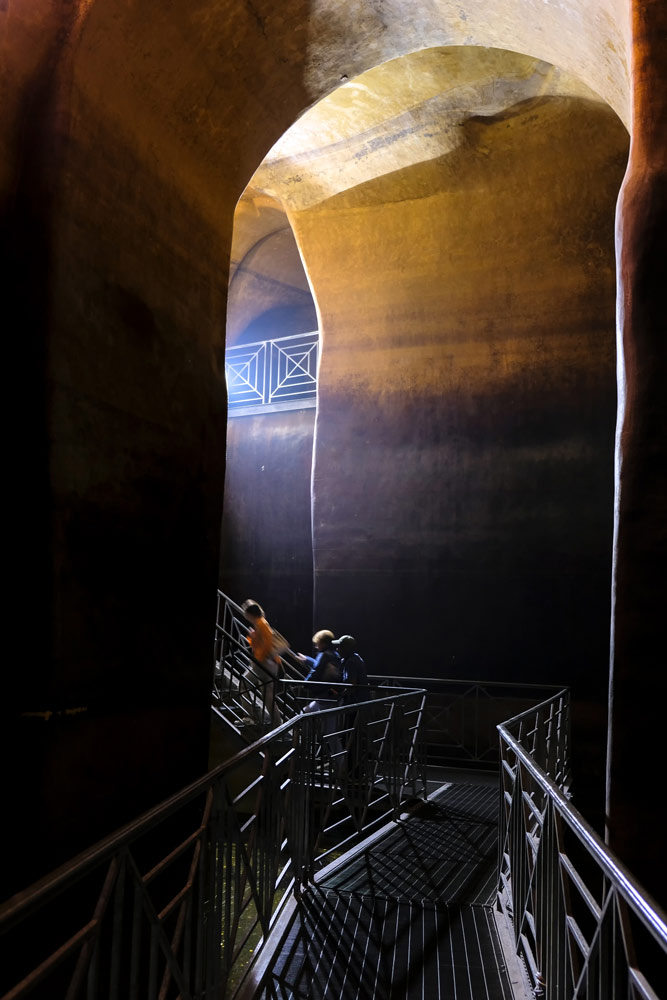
[[226, 332, 318, 409], [377, 675, 566, 769]]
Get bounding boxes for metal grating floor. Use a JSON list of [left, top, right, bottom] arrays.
[[320, 782, 500, 906], [262, 783, 516, 1000]]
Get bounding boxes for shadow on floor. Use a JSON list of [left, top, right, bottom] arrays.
[[261, 784, 517, 1000]]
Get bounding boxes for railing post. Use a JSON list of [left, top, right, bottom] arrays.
[[497, 689, 667, 1000]]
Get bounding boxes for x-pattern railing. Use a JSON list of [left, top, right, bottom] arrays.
[[225, 332, 318, 409], [497, 691, 667, 999], [1, 687, 426, 999]]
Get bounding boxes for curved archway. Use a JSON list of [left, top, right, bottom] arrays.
[[5, 0, 665, 902], [222, 46, 628, 714]]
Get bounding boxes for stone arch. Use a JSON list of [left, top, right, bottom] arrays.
[[223, 44, 628, 689], [4, 0, 665, 903]]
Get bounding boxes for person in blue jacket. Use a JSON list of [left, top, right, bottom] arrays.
[[297, 630, 343, 757], [297, 630, 342, 693], [334, 635, 369, 706]]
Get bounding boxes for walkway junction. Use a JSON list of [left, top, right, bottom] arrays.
[[1, 595, 666, 999]]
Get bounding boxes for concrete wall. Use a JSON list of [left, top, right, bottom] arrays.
[[291, 96, 628, 699], [227, 193, 318, 345], [220, 408, 316, 654]]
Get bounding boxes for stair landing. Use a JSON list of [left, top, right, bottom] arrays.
[[254, 781, 526, 1000]]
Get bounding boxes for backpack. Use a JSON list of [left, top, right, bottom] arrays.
[[320, 652, 342, 684]]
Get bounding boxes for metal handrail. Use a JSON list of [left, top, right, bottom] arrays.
[[497, 691, 667, 998], [501, 727, 667, 950], [376, 674, 567, 769], [8, 584, 665, 1000], [213, 592, 307, 730], [214, 592, 570, 768], [1, 683, 427, 999], [214, 591, 307, 682], [377, 674, 566, 692]]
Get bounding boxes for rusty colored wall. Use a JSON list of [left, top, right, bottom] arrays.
[[292, 96, 628, 698], [6, 72, 231, 893], [2, 0, 307, 890], [2, 0, 314, 892]]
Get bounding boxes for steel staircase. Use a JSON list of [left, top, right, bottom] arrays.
[[211, 591, 308, 749]]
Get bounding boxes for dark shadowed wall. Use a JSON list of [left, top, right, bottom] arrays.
[[220, 409, 315, 653]]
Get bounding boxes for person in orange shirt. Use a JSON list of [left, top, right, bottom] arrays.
[[242, 599, 282, 725]]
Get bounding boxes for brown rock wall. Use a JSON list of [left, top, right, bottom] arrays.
[[6, 68, 232, 892], [302, 0, 629, 124], [292, 96, 628, 691], [2, 0, 661, 906]]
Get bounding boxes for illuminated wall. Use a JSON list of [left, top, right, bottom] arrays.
[[236, 51, 629, 697], [295, 95, 628, 693]]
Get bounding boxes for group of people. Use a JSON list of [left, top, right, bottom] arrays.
[[296, 629, 369, 710], [241, 599, 369, 726]]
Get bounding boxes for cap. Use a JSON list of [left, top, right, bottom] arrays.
[[333, 635, 356, 654]]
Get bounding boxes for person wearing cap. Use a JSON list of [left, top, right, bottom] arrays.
[[334, 636, 373, 785], [297, 630, 343, 759], [334, 635, 370, 706]]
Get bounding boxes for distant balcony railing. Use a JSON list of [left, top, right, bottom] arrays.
[[225, 332, 318, 412]]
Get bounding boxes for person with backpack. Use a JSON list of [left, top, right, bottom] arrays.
[[334, 635, 370, 706], [297, 629, 342, 697], [297, 630, 343, 758], [333, 635, 374, 782]]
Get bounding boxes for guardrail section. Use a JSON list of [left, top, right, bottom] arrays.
[[497, 691, 667, 999], [0, 688, 426, 999], [376, 675, 568, 770], [225, 332, 318, 411]]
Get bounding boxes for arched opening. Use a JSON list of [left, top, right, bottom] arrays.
[[220, 44, 629, 824], [220, 195, 319, 650]]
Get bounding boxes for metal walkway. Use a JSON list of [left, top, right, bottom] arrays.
[[258, 781, 519, 1000], [4, 670, 666, 1000]]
